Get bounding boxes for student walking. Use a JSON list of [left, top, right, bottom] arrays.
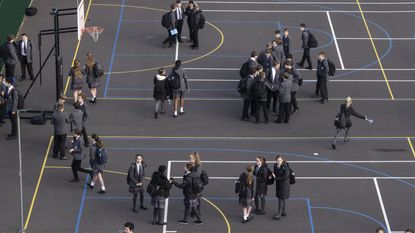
[[332, 97, 372, 150], [253, 72, 274, 124], [282, 29, 291, 57], [87, 134, 106, 194], [162, 4, 177, 48], [171, 163, 203, 225], [297, 23, 312, 70], [150, 165, 172, 225], [2, 35, 19, 78], [275, 72, 293, 123], [272, 155, 290, 220], [153, 68, 170, 119], [190, 4, 204, 49], [253, 156, 270, 215], [127, 154, 148, 213], [69, 129, 93, 183], [51, 103, 69, 160], [4, 77, 18, 140], [77, 94, 90, 147], [169, 60, 189, 117], [237, 165, 256, 223], [316, 51, 329, 104], [69, 59, 84, 102], [184, 1, 195, 43], [84, 52, 101, 104], [18, 34, 34, 81]]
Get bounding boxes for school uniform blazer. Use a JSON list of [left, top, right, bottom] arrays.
[[51, 111, 69, 135], [336, 104, 365, 128], [184, 6, 194, 25], [6, 87, 18, 113], [301, 30, 310, 49], [282, 35, 291, 52], [71, 137, 85, 161], [274, 163, 290, 199], [128, 163, 146, 186], [69, 109, 83, 130], [272, 45, 285, 64], [291, 67, 302, 92], [172, 172, 198, 199], [278, 77, 293, 103], [240, 75, 255, 100], [317, 59, 329, 78], [5, 42, 18, 65], [18, 40, 33, 62], [254, 164, 269, 194], [79, 102, 89, 124]]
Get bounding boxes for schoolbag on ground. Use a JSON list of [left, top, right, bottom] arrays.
[[12, 89, 25, 110], [308, 31, 318, 48], [237, 77, 247, 94], [161, 12, 170, 28], [327, 59, 336, 76], [235, 173, 247, 196], [198, 13, 206, 29], [95, 146, 108, 165], [93, 61, 104, 78], [169, 70, 181, 89]]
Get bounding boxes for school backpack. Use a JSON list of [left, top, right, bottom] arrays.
[[198, 13, 206, 29], [161, 12, 171, 28], [239, 61, 250, 78], [12, 89, 25, 110], [266, 166, 274, 185], [307, 31, 318, 48], [201, 169, 209, 185], [287, 163, 296, 185], [95, 146, 108, 165], [0, 43, 8, 60], [235, 173, 247, 196], [327, 59, 336, 76], [169, 70, 181, 90], [93, 61, 104, 78]]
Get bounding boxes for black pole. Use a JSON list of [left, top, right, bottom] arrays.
[[53, 9, 63, 100]]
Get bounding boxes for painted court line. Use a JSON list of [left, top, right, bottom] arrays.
[[189, 1, 415, 5], [338, 38, 415, 40], [326, 11, 345, 70], [184, 67, 415, 71], [170, 176, 415, 180], [374, 178, 392, 233], [186, 79, 415, 83], [167, 160, 415, 164], [202, 10, 415, 13], [162, 161, 172, 233], [407, 137, 415, 159]]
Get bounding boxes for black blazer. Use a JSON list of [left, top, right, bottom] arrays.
[[128, 163, 146, 186], [254, 164, 269, 194]]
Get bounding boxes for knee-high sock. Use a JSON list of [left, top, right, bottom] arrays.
[[261, 197, 266, 211], [139, 191, 145, 207]]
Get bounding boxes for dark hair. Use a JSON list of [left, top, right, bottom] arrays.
[[275, 155, 283, 161], [91, 134, 104, 148], [248, 68, 256, 75], [376, 228, 385, 233], [58, 94, 67, 100], [21, 33, 28, 37], [284, 61, 293, 67], [158, 165, 167, 173], [174, 59, 182, 68], [259, 71, 266, 79], [185, 163, 193, 170], [405, 229, 415, 233], [135, 154, 146, 166], [272, 61, 280, 66], [74, 128, 82, 135], [250, 51, 257, 58], [5, 77, 14, 84], [318, 51, 327, 57], [246, 165, 254, 187], [73, 102, 81, 109], [158, 67, 165, 75], [265, 48, 272, 54], [256, 64, 263, 71], [124, 222, 135, 231], [170, 3, 176, 10], [284, 28, 289, 32], [256, 156, 265, 164], [286, 54, 293, 60], [79, 93, 87, 101], [275, 38, 283, 45], [176, 0, 181, 3], [300, 23, 306, 28], [266, 42, 273, 48], [6, 34, 15, 42], [274, 30, 280, 34]]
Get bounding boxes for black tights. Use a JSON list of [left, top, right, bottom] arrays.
[[277, 198, 286, 216], [133, 191, 145, 209], [254, 194, 266, 211]]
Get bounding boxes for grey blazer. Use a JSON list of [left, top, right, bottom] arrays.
[[5, 42, 18, 65], [51, 111, 69, 135], [71, 136, 85, 161], [301, 30, 310, 49], [69, 109, 83, 130], [273, 45, 285, 64], [79, 102, 89, 123], [278, 77, 293, 103]]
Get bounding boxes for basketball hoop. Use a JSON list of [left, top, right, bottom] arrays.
[[83, 26, 104, 42]]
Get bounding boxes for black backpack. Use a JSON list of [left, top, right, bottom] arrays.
[[327, 59, 336, 76], [198, 13, 206, 29], [239, 61, 250, 78], [161, 12, 171, 28], [12, 89, 25, 110], [169, 70, 181, 90], [93, 62, 104, 78], [235, 173, 247, 196], [308, 31, 318, 48], [287, 163, 296, 185]]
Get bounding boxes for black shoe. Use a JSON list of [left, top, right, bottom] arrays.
[[173, 114, 178, 118], [284, 120, 289, 124], [247, 215, 254, 221], [331, 143, 336, 150], [98, 190, 106, 194], [19, 77, 26, 81], [241, 219, 248, 224], [242, 117, 249, 121], [194, 220, 203, 225], [273, 215, 281, 220], [191, 46, 199, 50], [257, 210, 266, 215], [6, 136, 17, 140], [282, 212, 287, 217], [89, 99, 94, 103], [178, 220, 188, 224], [87, 183, 94, 189], [154, 112, 158, 119], [178, 39, 183, 43], [274, 120, 282, 124], [132, 208, 138, 213], [60, 156, 69, 160], [296, 63, 303, 68], [52, 155, 58, 158], [312, 94, 319, 98], [70, 179, 80, 183], [152, 220, 157, 225], [306, 66, 313, 70], [140, 206, 148, 210], [162, 42, 168, 48], [157, 222, 166, 225], [320, 99, 326, 104], [179, 111, 185, 115]]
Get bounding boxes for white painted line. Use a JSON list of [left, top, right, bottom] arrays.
[[165, 231, 177, 233], [162, 161, 172, 233], [188, 1, 415, 5], [203, 10, 415, 13], [171, 176, 415, 180], [326, 11, 345, 70], [188, 79, 415, 83], [185, 67, 415, 71], [175, 38, 179, 61], [338, 38, 415, 40], [169, 160, 415, 163], [374, 178, 392, 233]]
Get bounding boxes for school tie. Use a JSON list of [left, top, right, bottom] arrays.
[[24, 42, 27, 54]]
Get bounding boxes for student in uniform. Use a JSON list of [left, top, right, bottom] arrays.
[[69, 129, 93, 183], [87, 134, 106, 194], [54, 94, 67, 112], [84, 52, 100, 104], [332, 97, 372, 150], [275, 72, 293, 123], [4, 77, 18, 140], [184, 1, 195, 43], [0, 75, 7, 126], [162, 4, 177, 48], [253, 71, 274, 124], [240, 69, 256, 121], [297, 23, 312, 70], [153, 68, 170, 119], [282, 29, 291, 57], [257, 48, 274, 80], [272, 155, 290, 220], [69, 59, 84, 102], [253, 156, 270, 215], [237, 165, 256, 223], [77, 93, 90, 147], [272, 38, 285, 66], [150, 165, 172, 225], [190, 4, 204, 49], [239, 51, 259, 79], [69, 102, 83, 133], [267, 61, 281, 113], [171, 163, 203, 225], [3, 34, 18, 78], [284, 58, 302, 114], [170, 60, 189, 117], [188, 152, 203, 216], [274, 30, 281, 40], [316, 51, 329, 104], [128, 154, 148, 212], [51, 103, 69, 160], [175, 0, 185, 43], [18, 34, 34, 81]]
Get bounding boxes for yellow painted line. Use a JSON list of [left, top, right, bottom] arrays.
[[355, 0, 395, 100], [91, 3, 224, 75], [202, 197, 231, 233], [407, 137, 415, 159], [63, 0, 93, 95], [24, 136, 54, 230]]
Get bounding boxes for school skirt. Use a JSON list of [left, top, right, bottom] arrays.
[[129, 185, 144, 194], [151, 196, 166, 209], [184, 197, 199, 208]]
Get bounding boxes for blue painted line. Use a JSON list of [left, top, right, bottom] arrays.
[[103, 0, 126, 97], [311, 206, 388, 232], [74, 176, 89, 233], [103, 146, 415, 188], [306, 198, 316, 233], [108, 87, 235, 91]]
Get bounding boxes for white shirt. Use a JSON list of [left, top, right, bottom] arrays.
[[136, 163, 142, 176], [21, 40, 28, 56], [176, 7, 182, 20], [271, 67, 277, 82]]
